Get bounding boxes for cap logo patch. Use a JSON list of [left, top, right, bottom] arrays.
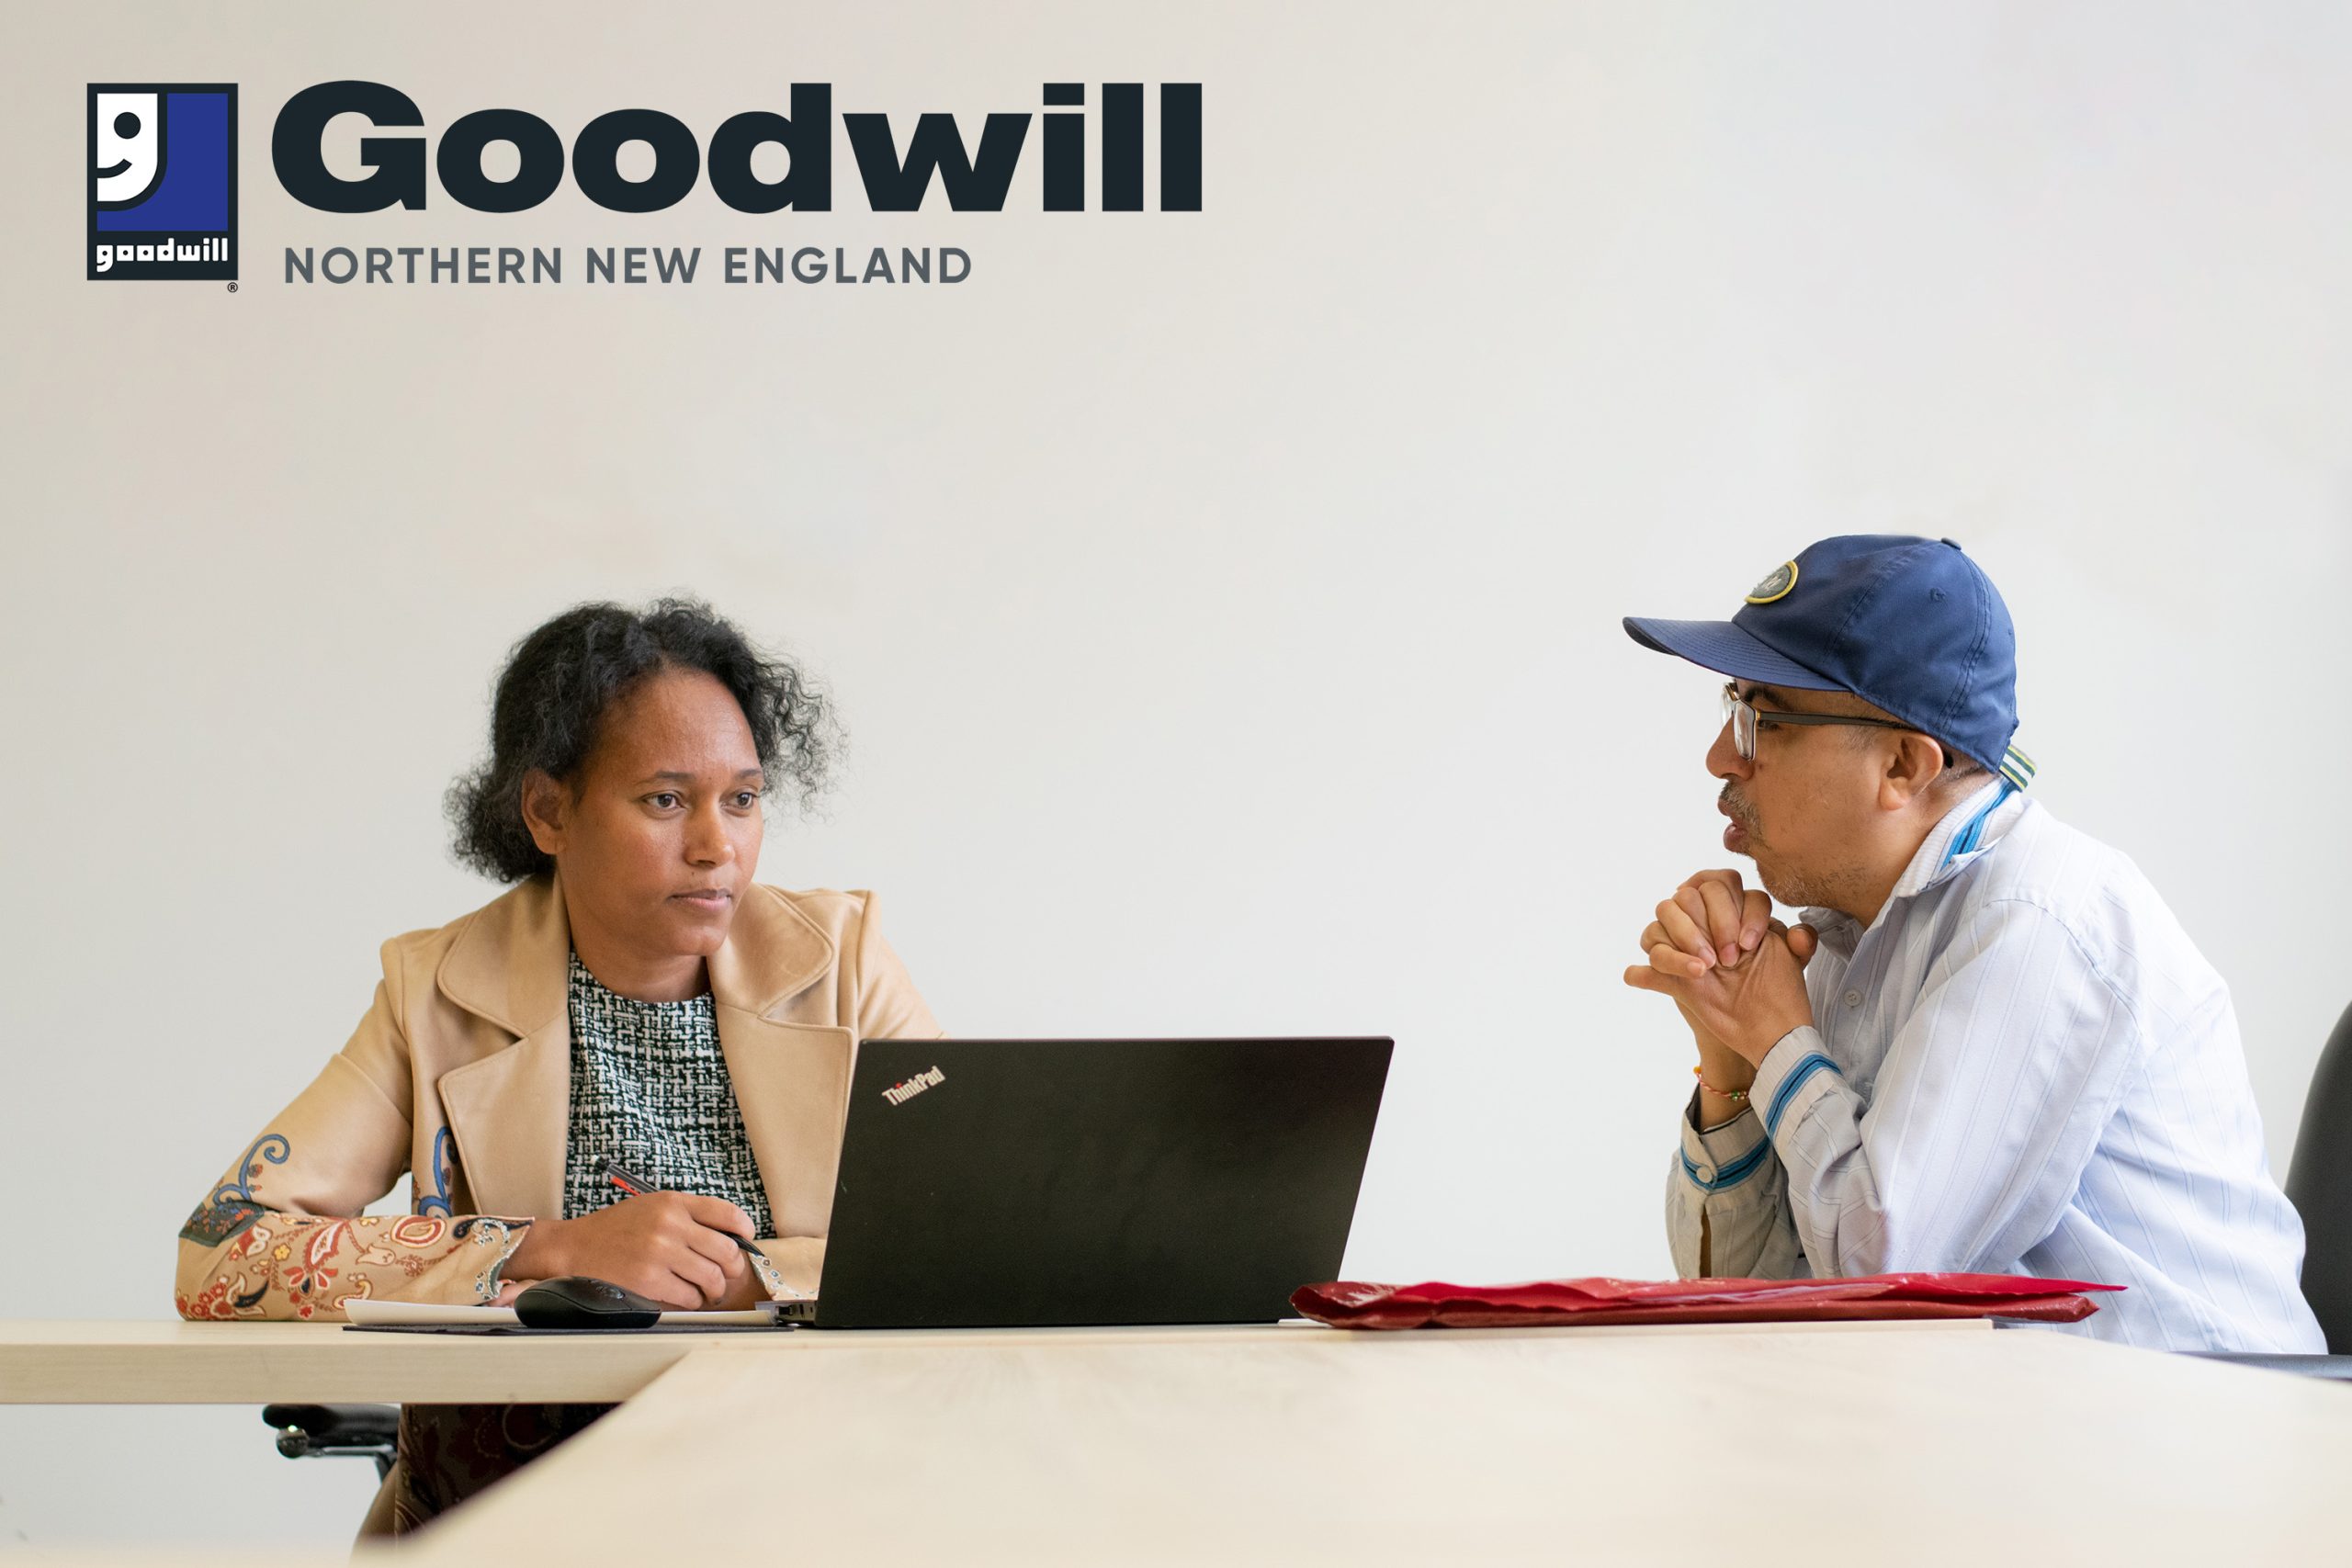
[[1745, 561, 1799, 604]]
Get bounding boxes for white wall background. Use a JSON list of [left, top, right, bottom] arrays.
[[4, 0, 2348, 1549]]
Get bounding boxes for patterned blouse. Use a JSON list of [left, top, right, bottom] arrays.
[[559, 952, 775, 1235], [386, 954, 783, 1533]]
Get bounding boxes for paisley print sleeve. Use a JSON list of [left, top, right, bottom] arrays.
[[175, 1131, 531, 1321], [174, 968, 536, 1322]]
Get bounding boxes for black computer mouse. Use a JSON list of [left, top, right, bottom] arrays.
[[514, 1275, 665, 1329]]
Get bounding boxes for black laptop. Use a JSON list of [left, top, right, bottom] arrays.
[[808, 1037, 1391, 1329]]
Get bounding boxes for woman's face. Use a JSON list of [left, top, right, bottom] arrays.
[[523, 666, 766, 969]]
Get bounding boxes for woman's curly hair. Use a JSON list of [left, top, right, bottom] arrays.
[[446, 598, 839, 883]]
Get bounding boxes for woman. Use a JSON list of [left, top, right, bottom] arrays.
[[174, 598, 941, 1528]]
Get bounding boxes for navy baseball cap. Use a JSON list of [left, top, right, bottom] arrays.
[[1624, 535, 2034, 789]]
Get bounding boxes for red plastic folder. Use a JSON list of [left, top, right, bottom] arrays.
[[1290, 1272, 2121, 1330]]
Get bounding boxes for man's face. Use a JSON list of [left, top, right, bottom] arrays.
[[1706, 681, 1887, 910]]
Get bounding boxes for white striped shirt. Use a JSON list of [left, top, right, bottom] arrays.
[[1667, 779, 2324, 1352]]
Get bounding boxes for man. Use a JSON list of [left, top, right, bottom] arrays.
[[1622, 534, 2322, 1352]]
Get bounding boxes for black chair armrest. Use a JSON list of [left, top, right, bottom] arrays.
[[260, 1403, 401, 1457]]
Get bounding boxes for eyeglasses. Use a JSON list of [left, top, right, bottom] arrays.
[[1721, 682, 1917, 762]]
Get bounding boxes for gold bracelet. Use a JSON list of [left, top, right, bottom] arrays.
[[1693, 1066, 1748, 1101]]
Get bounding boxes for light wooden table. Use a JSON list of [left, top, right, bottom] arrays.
[[0, 1315, 1954, 1404], [0, 1318, 758, 1404], [7, 1318, 2348, 1565], [394, 1321, 2352, 1566]]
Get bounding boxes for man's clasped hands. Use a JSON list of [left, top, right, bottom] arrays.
[[1623, 870, 1820, 1119]]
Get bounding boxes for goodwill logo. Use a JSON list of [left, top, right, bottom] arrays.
[[85, 79, 1198, 291], [265, 81, 1202, 289], [87, 83, 239, 281]]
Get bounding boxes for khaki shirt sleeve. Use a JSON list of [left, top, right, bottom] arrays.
[[174, 945, 530, 1321], [1664, 1089, 1803, 1280]]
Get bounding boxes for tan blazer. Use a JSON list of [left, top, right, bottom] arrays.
[[173, 874, 942, 1319]]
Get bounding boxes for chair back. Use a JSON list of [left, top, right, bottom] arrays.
[[2286, 1000, 2352, 1353]]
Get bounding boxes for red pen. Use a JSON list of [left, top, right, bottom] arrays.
[[598, 1155, 763, 1259], [601, 1156, 650, 1199]]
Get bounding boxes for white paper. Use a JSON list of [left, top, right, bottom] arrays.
[[345, 1297, 781, 1326]]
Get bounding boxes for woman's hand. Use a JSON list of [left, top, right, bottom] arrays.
[[506, 1191, 755, 1309], [707, 1263, 773, 1312]]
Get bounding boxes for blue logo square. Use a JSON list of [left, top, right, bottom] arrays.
[[88, 83, 238, 281]]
